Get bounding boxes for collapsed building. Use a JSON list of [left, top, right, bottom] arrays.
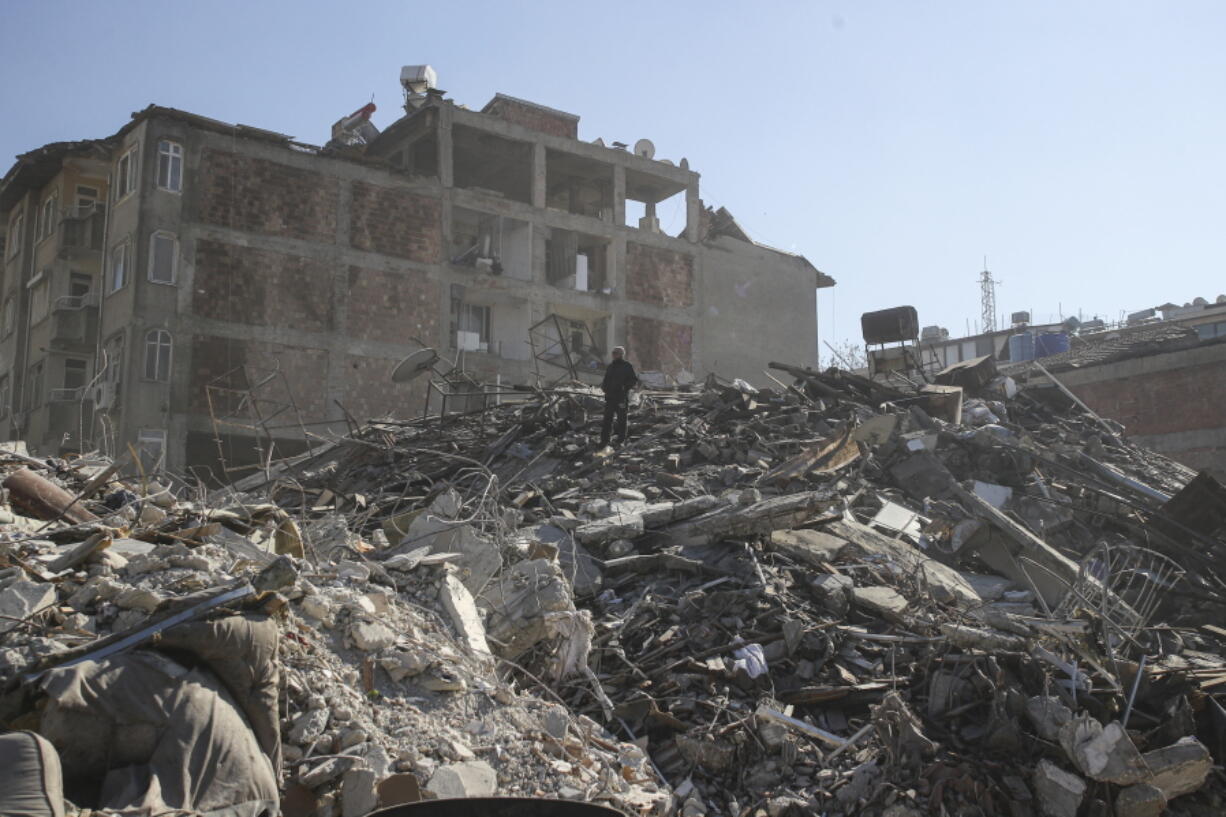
[[1, 356, 1226, 817], [0, 65, 832, 480]]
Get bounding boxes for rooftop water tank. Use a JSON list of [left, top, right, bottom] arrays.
[[1035, 332, 1070, 358], [1009, 332, 1035, 362], [860, 306, 919, 344]]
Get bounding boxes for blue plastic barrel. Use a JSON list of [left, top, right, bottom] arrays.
[[1008, 333, 1035, 362], [1035, 332, 1070, 358]]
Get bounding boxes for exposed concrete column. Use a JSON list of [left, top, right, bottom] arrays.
[[438, 105, 454, 188], [612, 165, 625, 227], [532, 143, 546, 209], [685, 176, 701, 243]]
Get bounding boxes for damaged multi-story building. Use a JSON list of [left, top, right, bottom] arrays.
[[0, 66, 832, 480]]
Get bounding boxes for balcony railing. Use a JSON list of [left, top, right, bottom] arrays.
[[53, 292, 99, 312], [49, 387, 84, 403]]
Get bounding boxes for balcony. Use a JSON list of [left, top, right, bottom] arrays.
[[58, 204, 106, 254], [49, 293, 99, 348]]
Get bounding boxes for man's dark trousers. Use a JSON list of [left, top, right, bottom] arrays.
[[601, 395, 628, 446]]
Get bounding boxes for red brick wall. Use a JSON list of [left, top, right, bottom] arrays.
[[625, 315, 693, 377], [625, 243, 694, 308], [188, 335, 330, 418], [484, 98, 577, 139], [1070, 359, 1226, 437], [194, 240, 335, 330], [199, 149, 338, 242], [349, 182, 442, 263], [346, 265, 440, 345]]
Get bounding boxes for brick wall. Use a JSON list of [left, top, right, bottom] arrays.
[[625, 315, 693, 377], [188, 335, 329, 418], [342, 354, 426, 421], [346, 265, 440, 345], [349, 182, 442, 263], [1070, 359, 1226, 437], [194, 240, 335, 330], [483, 98, 577, 139], [625, 243, 694, 309], [199, 149, 338, 242]]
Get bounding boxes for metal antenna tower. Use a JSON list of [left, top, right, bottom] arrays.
[[979, 257, 999, 333]]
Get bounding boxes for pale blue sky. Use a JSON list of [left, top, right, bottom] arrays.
[[3, 1, 1224, 361]]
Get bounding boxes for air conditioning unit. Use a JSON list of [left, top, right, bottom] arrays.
[[91, 381, 115, 409]]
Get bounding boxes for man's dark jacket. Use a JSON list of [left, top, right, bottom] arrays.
[[602, 359, 638, 401]]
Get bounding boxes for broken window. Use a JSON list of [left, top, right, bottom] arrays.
[[157, 141, 183, 192], [545, 149, 613, 218], [149, 232, 177, 284], [546, 228, 608, 292], [452, 125, 533, 203], [108, 241, 129, 293], [0, 375, 8, 418], [69, 272, 92, 299], [448, 208, 531, 279], [449, 286, 491, 352], [143, 329, 172, 382], [1, 297, 13, 337], [63, 358, 87, 390], [115, 145, 138, 201], [137, 428, 167, 472], [104, 332, 124, 389], [76, 185, 99, 210]]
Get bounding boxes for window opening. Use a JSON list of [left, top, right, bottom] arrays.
[[144, 329, 172, 381]]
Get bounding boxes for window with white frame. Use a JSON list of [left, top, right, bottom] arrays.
[[108, 241, 129, 292], [7, 212, 22, 257], [115, 145, 138, 200], [76, 185, 100, 210], [37, 195, 57, 242], [143, 328, 172, 381], [137, 428, 167, 472], [148, 232, 177, 284], [157, 141, 183, 192]]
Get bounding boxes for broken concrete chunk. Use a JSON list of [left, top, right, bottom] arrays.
[[939, 623, 1026, 653], [1144, 736, 1212, 800], [426, 760, 497, 798], [1025, 696, 1073, 742], [0, 576, 56, 634], [288, 707, 330, 745], [299, 756, 357, 789], [1033, 760, 1085, 817], [340, 767, 379, 817], [380, 650, 433, 682], [574, 513, 644, 547], [1058, 715, 1148, 785], [769, 528, 848, 565], [666, 491, 835, 547], [852, 585, 908, 623], [349, 619, 397, 652], [481, 559, 575, 660], [1113, 784, 1167, 817], [811, 573, 854, 617], [439, 573, 491, 657]]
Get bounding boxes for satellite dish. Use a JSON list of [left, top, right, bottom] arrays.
[[633, 138, 655, 159], [391, 347, 440, 383]]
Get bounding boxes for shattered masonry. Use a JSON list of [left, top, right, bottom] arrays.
[[3, 355, 1226, 816]]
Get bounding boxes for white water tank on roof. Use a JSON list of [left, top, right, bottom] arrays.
[[400, 65, 438, 93]]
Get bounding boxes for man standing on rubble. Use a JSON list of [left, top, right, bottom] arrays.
[[600, 346, 638, 448]]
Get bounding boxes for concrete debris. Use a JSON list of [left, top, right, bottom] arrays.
[[1033, 758, 1086, 817], [0, 358, 1224, 817]]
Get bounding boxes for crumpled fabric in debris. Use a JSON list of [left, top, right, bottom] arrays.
[[38, 649, 278, 817], [732, 643, 768, 679]]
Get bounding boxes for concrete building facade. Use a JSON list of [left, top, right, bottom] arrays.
[[0, 85, 832, 480]]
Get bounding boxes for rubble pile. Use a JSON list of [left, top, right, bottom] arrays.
[[3, 354, 1226, 817]]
